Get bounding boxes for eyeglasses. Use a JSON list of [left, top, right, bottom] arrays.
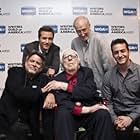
[[63, 54, 78, 60]]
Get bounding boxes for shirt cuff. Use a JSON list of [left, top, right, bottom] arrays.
[[72, 106, 82, 116]]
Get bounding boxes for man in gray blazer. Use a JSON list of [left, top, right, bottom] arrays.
[[71, 16, 114, 90]]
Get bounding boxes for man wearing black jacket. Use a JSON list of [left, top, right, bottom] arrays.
[[0, 51, 52, 140], [43, 49, 116, 140]]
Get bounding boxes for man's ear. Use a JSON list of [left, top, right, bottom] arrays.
[[24, 56, 29, 67]]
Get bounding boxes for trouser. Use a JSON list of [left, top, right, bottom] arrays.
[[7, 121, 40, 140], [115, 111, 135, 140], [115, 125, 134, 140], [7, 121, 31, 140], [42, 109, 54, 140], [0, 115, 9, 135], [54, 108, 116, 140]]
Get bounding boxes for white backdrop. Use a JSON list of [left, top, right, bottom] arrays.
[[0, 0, 140, 96]]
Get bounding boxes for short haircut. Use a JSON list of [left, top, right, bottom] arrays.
[[111, 38, 129, 52], [38, 25, 54, 39]]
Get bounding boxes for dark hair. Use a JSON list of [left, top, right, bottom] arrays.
[[111, 38, 129, 52], [38, 26, 54, 39], [26, 50, 45, 67]]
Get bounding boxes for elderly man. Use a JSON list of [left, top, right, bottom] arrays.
[[102, 38, 140, 140], [43, 49, 115, 140], [0, 51, 51, 140], [71, 16, 114, 90]]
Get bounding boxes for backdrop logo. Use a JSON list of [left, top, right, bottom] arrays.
[[0, 49, 10, 53], [0, 63, 5, 71], [72, 7, 87, 15], [21, 7, 36, 15], [123, 8, 137, 16], [0, 26, 6, 33], [60, 25, 75, 33], [0, 8, 10, 16], [48, 25, 58, 33], [21, 44, 26, 52], [38, 7, 61, 15], [128, 44, 138, 52], [90, 8, 112, 16], [8, 25, 32, 34], [94, 25, 109, 33], [8, 63, 22, 69], [111, 25, 133, 34]]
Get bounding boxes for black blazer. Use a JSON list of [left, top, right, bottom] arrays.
[[0, 67, 49, 139], [54, 66, 98, 111], [22, 41, 60, 74]]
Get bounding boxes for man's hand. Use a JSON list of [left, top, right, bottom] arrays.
[[114, 116, 133, 131], [43, 93, 57, 109], [47, 68, 55, 78], [43, 80, 68, 92], [81, 104, 109, 114]]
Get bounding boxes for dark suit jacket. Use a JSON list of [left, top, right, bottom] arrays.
[[54, 66, 98, 111], [0, 67, 49, 139], [22, 41, 60, 74]]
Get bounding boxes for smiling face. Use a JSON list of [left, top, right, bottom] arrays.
[[112, 43, 130, 66], [25, 54, 44, 75], [39, 31, 53, 51]]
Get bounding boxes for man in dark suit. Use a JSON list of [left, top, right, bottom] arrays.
[[22, 26, 60, 140], [0, 51, 53, 140], [22, 25, 60, 78], [43, 49, 116, 140]]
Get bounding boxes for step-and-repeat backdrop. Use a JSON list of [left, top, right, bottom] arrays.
[[0, 0, 140, 96]]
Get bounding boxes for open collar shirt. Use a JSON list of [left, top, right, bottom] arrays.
[[102, 61, 140, 121]]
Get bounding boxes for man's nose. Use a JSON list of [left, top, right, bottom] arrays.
[[46, 38, 49, 43], [80, 31, 85, 36], [68, 55, 72, 60], [118, 51, 122, 57], [32, 61, 37, 66]]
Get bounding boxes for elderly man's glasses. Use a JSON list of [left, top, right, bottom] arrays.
[[63, 54, 78, 60]]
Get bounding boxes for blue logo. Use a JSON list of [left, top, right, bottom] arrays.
[[128, 44, 138, 52], [94, 25, 109, 33], [123, 8, 137, 16], [48, 25, 58, 33], [0, 63, 5, 71], [21, 7, 36, 15], [73, 7, 87, 15], [0, 26, 6, 33], [21, 44, 26, 52]]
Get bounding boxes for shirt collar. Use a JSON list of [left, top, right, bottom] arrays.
[[115, 60, 134, 74], [66, 72, 78, 81], [39, 45, 49, 53]]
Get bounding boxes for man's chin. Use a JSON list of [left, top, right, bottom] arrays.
[[27, 70, 37, 75]]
